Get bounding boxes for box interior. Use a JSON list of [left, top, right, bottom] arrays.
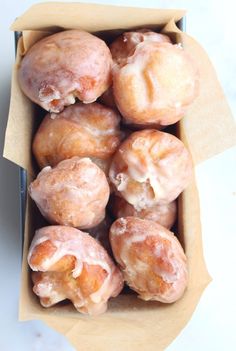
[[20, 23, 184, 306]]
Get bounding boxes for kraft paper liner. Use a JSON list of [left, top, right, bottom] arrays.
[[10, 2, 185, 32], [162, 19, 236, 164], [4, 36, 34, 173], [19, 181, 208, 351], [4, 2, 236, 350]]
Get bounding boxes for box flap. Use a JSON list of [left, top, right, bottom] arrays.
[[11, 2, 185, 32]]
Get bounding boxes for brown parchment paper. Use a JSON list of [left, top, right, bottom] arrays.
[[4, 2, 236, 351]]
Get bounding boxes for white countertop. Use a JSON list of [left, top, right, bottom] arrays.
[[0, 1, 235, 350]]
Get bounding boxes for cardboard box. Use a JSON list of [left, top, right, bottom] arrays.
[[4, 2, 236, 350]]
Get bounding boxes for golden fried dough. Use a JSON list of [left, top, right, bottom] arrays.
[[109, 130, 193, 209], [110, 217, 187, 303], [111, 195, 176, 229], [110, 29, 171, 66], [29, 157, 110, 229], [28, 226, 124, 315], [112, 41, 199, 127], [18, 30, 112, 112], [33, 102, 121, 168]]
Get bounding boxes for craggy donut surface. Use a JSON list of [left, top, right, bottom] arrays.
[[109, 129, 193, 210], [110, 29, 171, 66], [110, 217, 187, 303], [18, 30, 112, 112], [112, 41, 199, 127], [28, 226, 124, 315], [33, 102, 121, 168], [29, 157, 110, 229], [111, 195, 177, 229]]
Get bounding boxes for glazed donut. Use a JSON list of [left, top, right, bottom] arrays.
[[33, 102, 121, 168], [29, 157, 110, 229], [18, 30, 112, 112], [111, 195, 177, 229], [28, 226, 124, 315], [110, 29, 171, 66], [109, 129, 193, 210], [109, 217, 187, 303], [112, 41, 199, 127]]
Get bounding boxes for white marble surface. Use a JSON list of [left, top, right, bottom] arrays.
[[0, 0, 235, 350]]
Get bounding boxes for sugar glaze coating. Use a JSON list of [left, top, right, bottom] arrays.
[[33, 102, 121, 168], [28, 226, 124, 315], [112, 40, 199, 127], [18, 30, 112, 112], [110, 29, 171, 66], [110, 217, 187, 303], [29, 157, 110, 229], [111, 195, 177, 229], [109, 129, 193, 210]]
